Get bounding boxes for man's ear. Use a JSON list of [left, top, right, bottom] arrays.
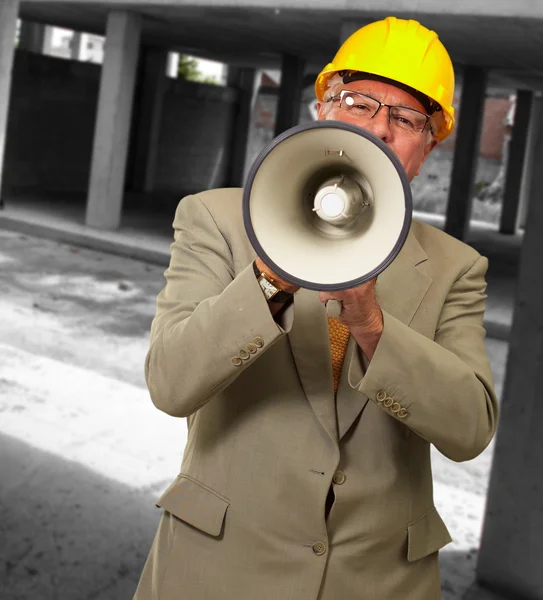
[[316, 101, 324, 120]]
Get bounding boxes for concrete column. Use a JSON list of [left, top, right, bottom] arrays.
[[18, 20, 45, 53], [86, 11, 141, 230], [444, 67, 487, 240], [499, 90, 533, 234], [130, 47, 168, 193], [471, 93, 543, 600], [517, 94, 541, 230], [41, 26, 54, 56], [274, 54, 305, 136], [166, 52, 179, 78], [71, 31, 84, 61], [0, 0, 19, 208], [225, 66, 256, 188]]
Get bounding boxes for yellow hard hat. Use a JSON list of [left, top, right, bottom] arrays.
[[315, 16, 455, 141]]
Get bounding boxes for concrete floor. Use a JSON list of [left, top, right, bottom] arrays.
[[0, 224, 510, 600]]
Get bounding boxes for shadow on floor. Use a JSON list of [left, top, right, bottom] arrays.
[[0, 432, 162, 600], [2, 426, 502, 600]]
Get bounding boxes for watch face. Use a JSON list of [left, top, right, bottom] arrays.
[[259, 276, 278, 299]]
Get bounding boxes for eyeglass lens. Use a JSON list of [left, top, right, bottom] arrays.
[[339, 91, 428, 132]]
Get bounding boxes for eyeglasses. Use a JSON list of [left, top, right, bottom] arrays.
[[325, 90, 432, 134]]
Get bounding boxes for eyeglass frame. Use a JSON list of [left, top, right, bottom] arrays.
[[325, 89, 433, 135]]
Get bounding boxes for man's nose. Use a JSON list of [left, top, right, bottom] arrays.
[[363, 107, 393, 143]]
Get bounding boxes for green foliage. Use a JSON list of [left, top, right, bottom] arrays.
[[178, 55, 219, 85]]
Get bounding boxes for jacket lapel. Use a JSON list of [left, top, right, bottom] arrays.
[[336, 229, 432, 439], [286, 227, 432, 444]]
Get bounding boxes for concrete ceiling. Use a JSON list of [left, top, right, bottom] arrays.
[[18, 1, 543, 90]]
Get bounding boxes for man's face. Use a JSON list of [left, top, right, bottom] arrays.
[[316, 79, 437, 181]]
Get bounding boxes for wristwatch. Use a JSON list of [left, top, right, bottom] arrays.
[[252, 261, 294, 303]]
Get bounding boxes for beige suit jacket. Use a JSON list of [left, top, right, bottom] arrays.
[[134, 188, 498, 600]]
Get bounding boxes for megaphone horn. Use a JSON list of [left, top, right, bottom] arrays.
[[243, 121, 412, 317]]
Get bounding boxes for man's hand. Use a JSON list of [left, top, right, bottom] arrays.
[[319, 279, 383, 360]]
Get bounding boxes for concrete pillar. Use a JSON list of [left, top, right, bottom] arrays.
[[0, 0, 19, 208], [517, 94, 541, 230], [225, 66, 256, 188], [499, 90, 533, 234], [71, 31, 84, 61], [444, 67, 487, 240], [130, 47, 168, 193], [86, 11, 141, 230], [472, 93, 543, 600], [18, 20, 45, 53], [166, 52, 179, 78], [274, 54, 305, 136], [41, 26, 54, 56]]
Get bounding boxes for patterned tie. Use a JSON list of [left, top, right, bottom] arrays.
[[327, 317, 351, 396]]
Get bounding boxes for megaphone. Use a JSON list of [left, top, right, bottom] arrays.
[[243, 121, 412, 317]]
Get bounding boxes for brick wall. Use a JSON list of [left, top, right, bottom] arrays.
[[154, 79, 237, 195], [4, 50, 100, 193], [4, 51, 237, 199]]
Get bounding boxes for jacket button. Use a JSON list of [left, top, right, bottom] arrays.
[[391, 402, 401, 413], [239, 349, 250, 360], [332, 470, 346, 485], [312, 541, 327, 556], [254, 337, 264, 348], [231, 357, 242, 367], [397, 408, 408, 418], [247, 343, 257, 354], [383, 397, 394, 408], [376, 390, 387, 402]]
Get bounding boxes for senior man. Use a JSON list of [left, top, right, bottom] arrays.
[[134, 16, 498, 600]]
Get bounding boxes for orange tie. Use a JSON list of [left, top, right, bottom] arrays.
[[327, 317, 351, 396]]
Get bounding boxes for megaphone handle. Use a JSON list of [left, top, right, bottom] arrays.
[[325, 299, 343, 319]]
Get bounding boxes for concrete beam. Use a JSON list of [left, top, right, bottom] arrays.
[[499, 90, 533, 234], [0, 0, 19, 208], [444, 67, 488, 240], [224, 66, 256, 188], [474, 93, 543, 599], [86, 11, 141, 230], [16, 0, 543, 20], [274, 54, 305, 136], [129, 46, 168, 193]]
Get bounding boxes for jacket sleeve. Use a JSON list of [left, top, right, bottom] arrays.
[[350, 255, 499, 462], [145, 194, 293, 418]]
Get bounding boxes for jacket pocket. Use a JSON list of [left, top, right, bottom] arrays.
[[156, 474, 230, 537], [406, 506, 452, 562]]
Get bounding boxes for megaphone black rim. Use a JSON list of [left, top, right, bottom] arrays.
[[243, 120, 413, 292]]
